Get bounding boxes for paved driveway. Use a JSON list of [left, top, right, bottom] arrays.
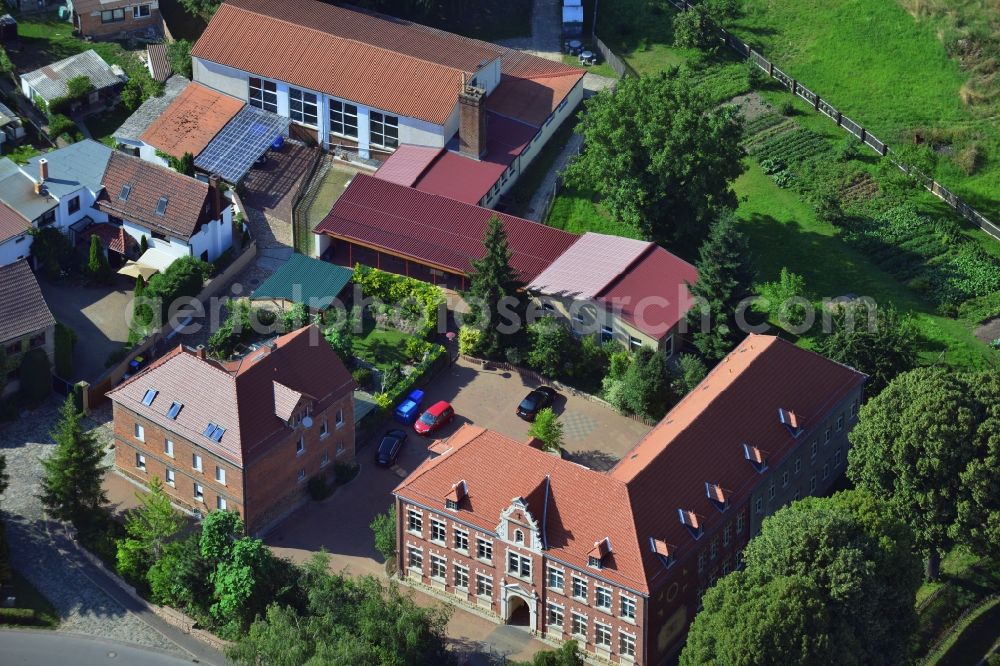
[[40, 277, 134, 382]]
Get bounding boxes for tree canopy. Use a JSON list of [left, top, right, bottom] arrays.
[[116, 477, 185, 580], [681, 490, 921, 665], [528, 407, 564, 453], [686, 213, 756, 361], [467, 215, 524, 358], [39, 397, 108, 525], [565, 68, 744, 246], [847, 368, 999, 577]]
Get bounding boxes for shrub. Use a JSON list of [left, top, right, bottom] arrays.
[[333, 461, 358, 485], [351, 367, 373, 389], [47, 113, 76, 139], [145, 256, 212, 322], [458, 325, 483, 356], [528, 407, 563, 453], [0, 608, 38, 626], [29, 227, 74, 280], [54, 322, 77, 379], [672, 354, 708, 396], [351, 264, 444, 339], [307, 475, 331, 501], [18, 348, 50, 404], [526, 317, 574, 379], [370, 506, 396, 562], [779, 100, 795, 116]]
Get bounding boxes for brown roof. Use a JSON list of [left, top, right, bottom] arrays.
[[315, 174, 578, 282], [0, 199, 30, 244], [395, 335, 866, 594], [84, 222, 136, 255], [0, 259, 55, 345], [139, 83, 243, 159], [107, 325, 355, 467], [192, 0, 582, 126], [96, 151, 214, 240], [146, 43, 171, 83]]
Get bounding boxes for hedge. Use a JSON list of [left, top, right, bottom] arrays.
[[0, 608, 39, 626], [54, 322, 77, 379], [352, 264, 445, 339]]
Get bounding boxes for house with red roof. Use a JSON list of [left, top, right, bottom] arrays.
[[393, 334, 866, 664], [107, 325, 356, 534], [528, 233, 697, 354], [190, 0, 583, 197]]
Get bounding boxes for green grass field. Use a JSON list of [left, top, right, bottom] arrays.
[[733, 0, 1000, 220], [1, 569, 60, 628], [353, 327, 415, 372]]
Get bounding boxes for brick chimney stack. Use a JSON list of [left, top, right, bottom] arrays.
[[38, 158, 48, 183], [195, 344, 206, 360], [458, 74, 486, 160], [209, 174, 223, 220]]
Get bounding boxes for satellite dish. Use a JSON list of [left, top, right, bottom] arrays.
[[302, 416, 313, 428]]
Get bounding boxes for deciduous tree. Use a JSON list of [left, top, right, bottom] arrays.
[[528, 407, 563, 453], [39, 397, 108, 525], [620, 347, 671, 420], [565, 69, 744, 245], [369, 505, 396, 562]]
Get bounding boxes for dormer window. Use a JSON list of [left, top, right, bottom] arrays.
[[588, 537, 611, 569], [445, 480, 467, 511], [778, 408, 803, 436], [649, 537, 675, 568], [705, 482, 729, 512], [743, 442, 768, 473], [678, 509, 703, 539]]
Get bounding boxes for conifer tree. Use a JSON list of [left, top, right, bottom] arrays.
[[39, 397, 108, 525]]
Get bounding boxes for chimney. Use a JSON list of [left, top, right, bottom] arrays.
[[209, 174, 223, 220], [38, 158, 48, 183], [458, 74, 486, 159], [195, 344, 206, 360]]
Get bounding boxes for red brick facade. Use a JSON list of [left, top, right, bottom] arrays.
[[74, 1, 161, 40]]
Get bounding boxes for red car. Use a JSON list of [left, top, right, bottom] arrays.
[[414, 401, 454, 435]]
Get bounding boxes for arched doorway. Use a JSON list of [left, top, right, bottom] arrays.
[[506, 595, 530, 627]]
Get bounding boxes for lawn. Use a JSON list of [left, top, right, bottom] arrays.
[[546, 184, 643, 239], [294, 162, 358, 255], [504, 101, 582, 218], [731, 0, 1000, 220], [83, 104, 133, 145], [11, 13, 135, 73], [353, 327, 415, 373], [733, 162, 997, 370], [0, 568, 60, 628]]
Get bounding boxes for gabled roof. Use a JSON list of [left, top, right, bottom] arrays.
[[251, 253, 353, 309], [26, 139, 113, 199], [529, 233, 653, 300], [107, 325, 355, 467], [22, 49, 122, 102], [0, 199, 30, 245], [192, 0, 582, 127], [396, 335, 866, 594], [0, 260, 55, 344], [314, 174, 577, 282], [0, 158, 57, 223], [374, 145, 442, 188], [115, 75, 189, 142], [139, 82, 244, 159], [95, 151, 214, 240], [146, 43, 171, 82]]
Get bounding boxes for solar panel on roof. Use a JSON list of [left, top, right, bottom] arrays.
[[194, 106, 290, 184]]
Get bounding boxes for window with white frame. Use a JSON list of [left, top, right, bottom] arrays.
[[319, 419, 329, 438], [407, 509, 422, 534], [570, 612, 587, 639], [329, 100, 358, 139], [134, 423, 144, 441], [164, 439, 174, 457], [192, 453, 202, 472], [475, 573, 492, 598], [335, 409, 344, 428], [453, 563, 469, 589], [430, 517, 446, 544], [629, 336, 643, 351], [755, 497, 763, 514], [595, 622, 612, 648], [369, 111, 399, 149], [546, 566, 564, 591], [476, 537, 493, 562], [794, 458, 801, 474], [546, 602, 564, 629], [217, 496, 227, 510], [782, 471, 789, 487], [601, 325, 614, 343], [296, 437, 305, 455], [429, 554, 446, 580], [810, 475, 817, 492], [514, 528, 524, 544], [835, 447, 842, 465], [595, 585, 612, 611], [135, 452, 146, 470], [166, 469, 175, 486], [507, 552, 531, 579], [336, 441, 346, 456], [620, 595, 636, 621], [101, 8, 124, 22], [248, 77, 278, 113], [193, 483, 204, 502], [288, 87, 318, 126], [215, 466, 226, 485], [824, 428, 831, 445], [811, 441, 817, 458], [407, 546, 422, 570], [723, 524, 732, 547], [453, 528, 469, 552], [571, 575, 588, 601], [297, 469, 305, 482], [710, 538, 718, 560], [620, 631, 636, 659]]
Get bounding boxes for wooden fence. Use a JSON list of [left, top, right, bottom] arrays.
[[647, 0, 1000, 242], [593, 36, 639, 79]]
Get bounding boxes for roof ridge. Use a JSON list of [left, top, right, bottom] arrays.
[[610, 334, 778, 480], [222, 1, 478, 79]]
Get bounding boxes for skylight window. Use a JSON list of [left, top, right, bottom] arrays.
[[119, 183, 132, 201], [141, 388, 158, 406], [166, 402, 183, 419], [203, 422, 217, 437], [210, 426, 226, 442], [155, 196, 168, 216]]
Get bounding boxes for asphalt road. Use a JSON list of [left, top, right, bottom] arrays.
[[0, 630, 200, 665]]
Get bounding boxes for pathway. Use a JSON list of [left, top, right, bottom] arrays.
[[0, 403, 227, 666], [497, 0, 561, 58], [523, 131, 583, 222]]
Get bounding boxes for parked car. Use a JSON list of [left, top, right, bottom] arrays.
[[375, 429, 408, 466], [414, 401, 454, 435], [517, 386, 557, 421]]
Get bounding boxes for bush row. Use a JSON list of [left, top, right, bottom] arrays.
[[352, 265, 445, 339]]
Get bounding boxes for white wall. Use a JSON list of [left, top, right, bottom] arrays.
[[472, 57, 502, 95], [0, 233, 32, 267], [188, 209, 233, 262], [192, 57, 249, 100], [54, 186, 103, 230], [314, 231, 331, 259], [122, 219, 188, 260], [116, 137, 169, 167]]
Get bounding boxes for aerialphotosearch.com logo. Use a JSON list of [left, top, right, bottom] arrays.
[[126, 280, 882, 345]]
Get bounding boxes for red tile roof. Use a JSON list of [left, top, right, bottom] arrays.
[[0, 199, 29, 244], [139, 83, 243, 159], [191, 0, 583, 127], [395, 335, 866, 593], [0, 259, 54, 345], [84, 222, 136, 255], [96, 151, 216, 240], [314, 174, 578, 282], [107, 325, 355, 467]]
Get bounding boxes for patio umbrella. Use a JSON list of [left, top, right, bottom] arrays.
[[117, 261, 159, 281]]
